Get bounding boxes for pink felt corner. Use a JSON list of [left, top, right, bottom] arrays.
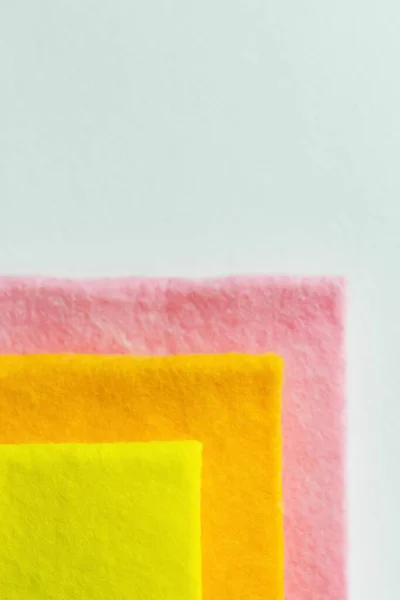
[[0, 276, 346, 600]]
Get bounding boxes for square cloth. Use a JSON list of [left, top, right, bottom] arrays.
[[0, 441, 202, 600], [0, 275, 346, 600], [0, 353, 284, 600]]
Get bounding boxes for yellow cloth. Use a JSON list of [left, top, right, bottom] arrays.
[[0, 441, 202, 600], [0, 354, 284, 600]]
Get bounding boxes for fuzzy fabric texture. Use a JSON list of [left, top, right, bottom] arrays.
[[0, 441, 202, 600], [0, 275, 346, 600], [0, 353, 284, 600]]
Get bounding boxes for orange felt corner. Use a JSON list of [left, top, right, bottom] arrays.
[[0, 354, 284, 600]]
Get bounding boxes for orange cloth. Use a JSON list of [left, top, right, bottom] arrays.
[[0, 354, 284, 600]]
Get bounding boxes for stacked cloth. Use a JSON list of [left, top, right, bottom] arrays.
[[0, 276, 346, 600]]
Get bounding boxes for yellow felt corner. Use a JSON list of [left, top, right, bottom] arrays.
[[0, 354, 284, 600], [0, 441, 202, 600]]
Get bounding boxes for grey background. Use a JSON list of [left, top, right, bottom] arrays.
[[1, 2, 399, 598]]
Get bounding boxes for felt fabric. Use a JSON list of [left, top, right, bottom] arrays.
[[0, 441, 202, 600], [0, 353, 284, 600], [0, 276, 346, 600]]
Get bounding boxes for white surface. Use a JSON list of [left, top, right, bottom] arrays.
[[1, 2, 399, 598]]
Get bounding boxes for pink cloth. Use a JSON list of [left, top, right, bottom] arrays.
[[0, 276, 346, 600]]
